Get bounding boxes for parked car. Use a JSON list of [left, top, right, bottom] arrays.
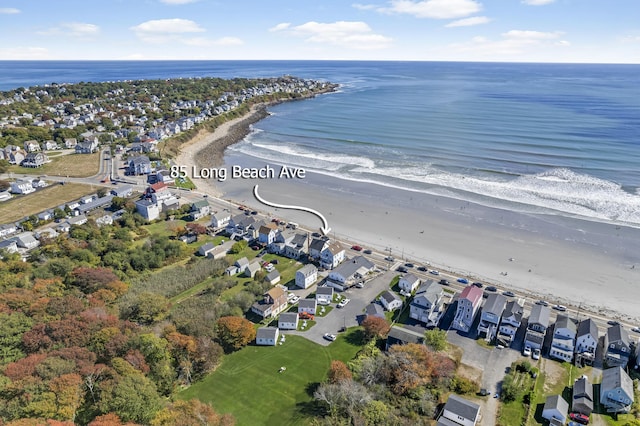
[[503, 291, 515, 297], [355, 282, 364, 288], [532, 348, 541, 360], [607, 320, 620, 326], [397, 266, 408, 273], [351, 245, 363, 251], [324, 333, 336, 341], [364, 249, 372, 254], [337, 298, 350, 308], [417, 266, 428, 272], [536, 300, 549, 306], [404, 263, 414, 268], [486, 286, 497, 292], [554, 304, 567, 311], [250, 245, 260, 250], [472, 282, 483, 288], [429, 270, 440, 275], [631, 326, 640, 333], [289, 296, 300, 304], [457, 278, 469, 284], [523, 345, 532, 357], [385, 256, 395, 261], [479, 388, 489, 396], [439, 279, 450, 286], [569, 412, 589, 425]]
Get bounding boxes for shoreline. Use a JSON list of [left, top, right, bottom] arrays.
[[173, 99, 640, 323]]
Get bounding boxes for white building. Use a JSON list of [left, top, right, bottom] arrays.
[[295, 264, 318, 289], [398, 273, 420, 294], [256, 327, 279, 346]]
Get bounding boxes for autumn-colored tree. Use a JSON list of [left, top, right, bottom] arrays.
[[87, 413, 137, 426], [3, 353, 48, 381], [70, 267, 120, 294], [185, 223, 207, 235], [385, 344, 434, 395], [215, 316, 256, 352], [49, 373, 83, 421], [151, 399, 235, 426], [328, 360, 352, 384], [361, 315, 391, 340]]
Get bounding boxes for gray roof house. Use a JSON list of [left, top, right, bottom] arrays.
[[264, 269, 281, 285], [549, 315, 577, 363], [409, 280, 443, 326], [497, 300, 524, 346], [542, 395, 569, 425], [278, 312, 299, 330], [298, 298, 317, 315], [197, 242, 216, 257], [437, 394, 481, 426], [604, 324, 631, 368], [575, 318, 598, 366], [379, 290, 402, 311], [600, 366, 634, 413], [327, 255, 375, 290], [13, 232, 39, 250], [256, 327, 280, 346], [572, 376, 594, 416], [386, 326, 424, 351], [365, 303, 386, 319], [243, 261, 261, 278], [477, 293, 506, 339], [0, 239, 18, 254], [398, 273, 420, 294], [524, 304, 551, 350], [316, 286, 334, 305]]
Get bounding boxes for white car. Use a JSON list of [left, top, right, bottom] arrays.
[[287, 292, 296, 301], [532, 348, 541, 360], [632, 326, 640, 333], [429, 270, 440, 275], [290, 296, 300, 304], [264, 264, 274, 272], [324, 333, 336, 341], [523, 345, 532, 357], [553, 304, 567, 311], [337, 298, 350, 308]]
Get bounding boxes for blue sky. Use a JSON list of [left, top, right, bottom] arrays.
[[1, 0, 639, 63]]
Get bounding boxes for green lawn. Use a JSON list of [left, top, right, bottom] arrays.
[[179, 330, 364, 425], [498, 370, 535, 426]]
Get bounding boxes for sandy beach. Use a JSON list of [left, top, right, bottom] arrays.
[[175, 106, 640, 323]]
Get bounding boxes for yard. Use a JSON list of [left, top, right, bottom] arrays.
[[179, 329, 364, 425], [8, 152, 100, 177], [0, 182, 95, 223]]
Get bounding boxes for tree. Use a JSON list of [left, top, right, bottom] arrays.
[[0, 179, 10, 191], [184, 223, 207, 235], [70, 267, 120, 294], [0, 159, 9, 173], [126, 292, 170, 324], [228, 240, 247, 254], [0, 311, 34, 364], [314, 380, 371, 418], [215, 316, 256, 352], [328, 360, 352, 384], [361, 316, 390, 340], [97, 188, 107, 198], [151, 399, 235, 426], [97, 373, 163, 424], [423, 329, 448, 351]]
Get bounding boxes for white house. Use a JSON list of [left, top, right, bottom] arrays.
[[211, 211, 231, 229], [298, 298, 317, 316], [258, 225, 278, 245], [295, 264, 318, 289], [452, 285, 484, 333], [524, 304, 551, 350], [309, 237, 329, 259], [477, 293, 507, 340], [135, 199, 161, 221], [549, 315, 577, 363], [10, 180, 35, 195], [379, 290, 402, 311], [319, 241, 345, 270], [256, 327, 280, 346], [398, 273, 420, 294], [278, 312, 299, 330], [327, 256, 375, 290], [0, 239, 18, 254], [438, 394, 481, 426], [575, 318, 598, 366], [409, 280, 444, 326], [542, 395, 569, 425], [264, 270, 281, 285], [497, 300, 524, 346], [13, 232, 40, 250], [0, 223, 18, 238], [316, 287, 333, 305]]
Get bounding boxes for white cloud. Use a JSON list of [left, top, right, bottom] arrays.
[[62, 22, 100, 36], [445, 16, 490, 27], [556, 40, 570, 46], [502, 30, 563, 40], [183, 36, 243, 46], [522, 0, 555, 5], [273, 21, 392, 50], [383, 0, 482, 19], [449, 29, 564, 56], [0, 7, 20, 14], [269, 23, 291, 32], [352, 3, 378, 10], [0, 47, 49, 60], [131, 18, 205, 43], [159, 0, 199, 4]]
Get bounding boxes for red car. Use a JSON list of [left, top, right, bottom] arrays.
[[351, 245, 363, 251], [569, 412, 589, 425]]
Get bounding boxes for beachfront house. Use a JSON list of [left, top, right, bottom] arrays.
[[295, 264, 318, 289], [283, 232, 308, 259], [298, 298, 317, 316], [379, 290, 402, 311], [572, 376, 594, 416], [524, 304, 551, 350], [452, 285, 483, 333], [549, 315, 577, 363], [604, 324, 631, 368], [327, 256, 375, 291], [258, 224, 278, 245], [250, 286, 288, 319], [575, 318, 598, 367], [497, 300, 524, 347], [399, 273, 420, 294], [226, 214, 256, 238], [189, 199, 210, 220], [438, 394, 481, 426], [320, 241, 346, 270], [600, 366, 634, 413], [256, 327, 279, 346], [211, 211, 231, 230], [316, 287, 333, 306], [278, 312, 299, 330], [409, 280, 443, 326], [542, 395, 569, 425], [477, 293, 507, 340]]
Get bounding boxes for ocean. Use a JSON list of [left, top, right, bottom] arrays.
[[2, 60, 640, 228]]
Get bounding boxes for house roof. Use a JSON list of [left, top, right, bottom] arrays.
[[266, 286, 286, 300], [325, 241, 344, 255], [259, 225, 274, 235], [555, 315, 577, 334], [291, 233, 307, 246], [317, 287, 333, 296], [459, 285, 483, 305], [199, 242, 215, 252], [529, 304, 551, 328], [235, 257, 249, 268], [502, 300, 524, 322], [212, 211, 230, 220], [365, 303, 385, 318], [380, 290, 401, 304], [265, 270, 280, 281], [412, 280, 442, 308], [601, 366, 634, 397], [191, 199, 209, 209], [67, 214, 88, 225], [386, 325, 423, 346], [0, 239, 17, 249], [309, 237, 328, 251], [443, 394, 481, 422], [573, 377, 593, 401], [298, 299, 316, 309], [330, 256, 375, 280], [256, 327, 278, 340], [606, 324, 629, 346], [75, 195, 114, 214], [483, 293, 507, 316], [577, 318, 598, 339], [543, 394, 569, 414], [149, 182, 168, 192], [246, 262, 261, 273], [401, 273, 420, 285], [278, 312, 298, 323], [297, 264, 317, 275]]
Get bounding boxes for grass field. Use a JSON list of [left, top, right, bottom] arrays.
[[179, 330, 364, 425], [0, 183, 94, 223], [8, 152, 100, 177]]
